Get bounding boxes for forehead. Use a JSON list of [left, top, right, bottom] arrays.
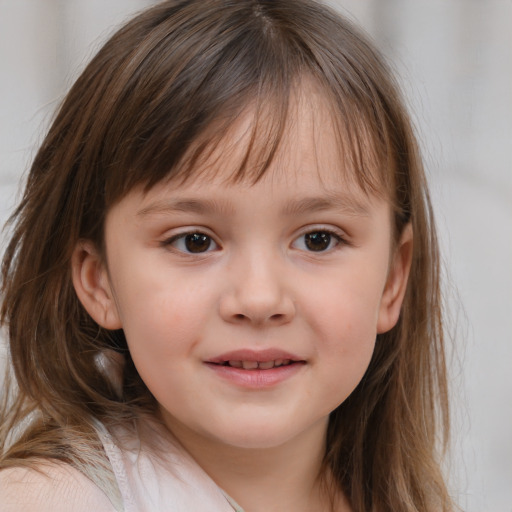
[[159, 79, 382, 197], [127, 84, 385, 223]]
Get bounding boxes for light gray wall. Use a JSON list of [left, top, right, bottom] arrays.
[[1, 1, 511, 510]]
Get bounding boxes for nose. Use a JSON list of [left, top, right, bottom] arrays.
[[219, 252, 295, 326]]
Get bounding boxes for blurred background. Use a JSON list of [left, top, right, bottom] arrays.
[[0, 1, 511, 510]]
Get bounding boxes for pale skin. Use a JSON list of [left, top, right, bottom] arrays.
[[72, 84, 413, 512]]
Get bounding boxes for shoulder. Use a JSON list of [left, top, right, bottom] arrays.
[[0, 463, 116, 512]]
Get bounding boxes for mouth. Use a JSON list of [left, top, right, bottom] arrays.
[[205, 349, 306, 387], [213, 359, 298, 370], [206, 349, 305, 369]]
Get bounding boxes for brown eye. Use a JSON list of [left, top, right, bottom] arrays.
[[184, 233, 212, 253], [304, 232, 332, 251], [166, 232, 218, 254], [292, 230, 342, 252]]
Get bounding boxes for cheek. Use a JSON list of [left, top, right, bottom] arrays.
[[110, 263, 217, 361], [304, 271, 384, 394], [308, 268, 385, 341], [319, 302, 377, 373], [320, 318, 377, 409], [117, 287, 208, 400]]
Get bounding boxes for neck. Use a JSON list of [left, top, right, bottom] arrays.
[[162, 416, 350, 512]]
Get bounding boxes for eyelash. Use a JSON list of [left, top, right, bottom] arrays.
[[291, 228, 346, 253], [162, 231, 220, 254], [162, 227, 348, 255]]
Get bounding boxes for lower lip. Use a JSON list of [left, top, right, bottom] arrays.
[[205, 362, 305, 388]]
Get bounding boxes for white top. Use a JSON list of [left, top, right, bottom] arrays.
[[98, 420, 243, 512], [0, 421, 244, 512]]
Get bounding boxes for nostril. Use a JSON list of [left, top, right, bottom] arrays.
[[219, 294, 295, 325], [232, 312, 284, 323]]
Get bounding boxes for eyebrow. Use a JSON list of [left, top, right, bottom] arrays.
[[137, 193, 370, 218], [282, 194, 370, 217], [137, 198, 235, 217]]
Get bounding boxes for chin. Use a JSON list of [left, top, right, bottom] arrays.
[[219, 433, 296, 451], [205, 416, 319, 451]]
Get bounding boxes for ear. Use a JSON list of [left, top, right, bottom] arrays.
[[71, 240, 122, 330], [377, 223, 413, 334]]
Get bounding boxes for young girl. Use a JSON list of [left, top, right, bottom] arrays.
[[0, 0, 453, 510]]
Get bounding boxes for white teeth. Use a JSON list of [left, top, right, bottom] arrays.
[[241, 361, 259, 370], [226, 359, 294, 369]]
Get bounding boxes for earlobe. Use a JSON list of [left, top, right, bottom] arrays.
[[71, 240, 122, 330], [377, 223, 413, 334]]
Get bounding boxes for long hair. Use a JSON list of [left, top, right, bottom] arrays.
[[1, 1, 452, 510]]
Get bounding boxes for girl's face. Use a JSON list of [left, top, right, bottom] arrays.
[[74, 87, 412, 451]]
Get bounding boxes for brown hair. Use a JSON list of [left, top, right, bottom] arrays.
[[1, 0, 452, 510]]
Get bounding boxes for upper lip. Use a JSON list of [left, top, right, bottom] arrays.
[[206, 349, 304, 364]]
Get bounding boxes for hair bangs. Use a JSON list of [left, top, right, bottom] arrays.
[[318, 82, 394, 199], [95, 2, 401, 215], [145, 81, 294, 190], [98, 1, 300, 205]]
